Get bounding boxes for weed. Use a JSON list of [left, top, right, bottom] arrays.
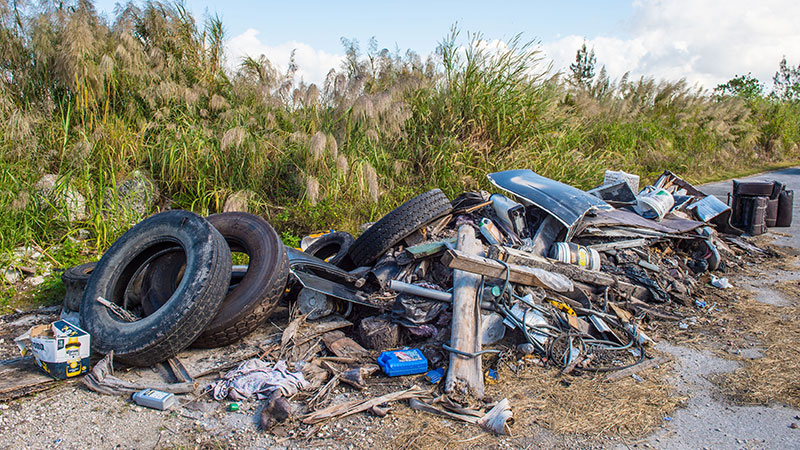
[[0, 2, 798, 311]]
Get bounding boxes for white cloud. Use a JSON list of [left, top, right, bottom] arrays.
[[542, 0, 800, 89], [226, 29, 345, 86]]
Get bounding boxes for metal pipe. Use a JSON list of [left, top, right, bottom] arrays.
[[388, 280, 453, 302]]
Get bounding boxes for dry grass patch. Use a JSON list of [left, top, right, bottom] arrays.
[[712, 280, 800, 408]]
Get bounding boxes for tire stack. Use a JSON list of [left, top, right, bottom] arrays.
[[64, 189, 454, 367], [70, 211, 288, 367]]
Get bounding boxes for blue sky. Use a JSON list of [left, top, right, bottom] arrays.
[[94, 1, 633, 54], [92, 1, 800, 89]]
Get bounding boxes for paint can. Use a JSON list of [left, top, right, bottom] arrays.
[[550, 242, 601, 271], [635, 187, 675, 221]]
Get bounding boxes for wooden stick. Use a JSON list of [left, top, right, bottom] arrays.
[[445, 226, 485, 398], [302, 385, 427, 424]]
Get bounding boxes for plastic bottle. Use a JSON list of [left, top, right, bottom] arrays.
[[478, 218, 503, 245]]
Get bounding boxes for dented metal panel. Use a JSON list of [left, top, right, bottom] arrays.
[[487, 170, 612, 237]]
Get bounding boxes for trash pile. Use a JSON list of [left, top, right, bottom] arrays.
[[19, 169, 793, 436]]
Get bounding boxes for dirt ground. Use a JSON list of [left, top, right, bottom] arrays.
[[2, 172, 800, 450], [0, 241, 796, 450]]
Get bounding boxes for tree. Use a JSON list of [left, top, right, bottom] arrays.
[[570, 41, 596, 86], [714, 73, 763, 100], [771, 56, 800, 101]]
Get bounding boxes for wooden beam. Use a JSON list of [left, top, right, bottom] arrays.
[[488, 245, 651, 301], [445, 225, 484, 398], [441, 249, 573, 292]]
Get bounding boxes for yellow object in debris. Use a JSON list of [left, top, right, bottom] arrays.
[[548, 299, 576, 316]]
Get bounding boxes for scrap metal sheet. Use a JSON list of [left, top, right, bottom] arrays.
[[487, 170, 613, 235]]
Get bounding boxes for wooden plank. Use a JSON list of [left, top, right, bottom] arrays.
[[322, 331, 368, 359], [441, 249, 573, 292], [0, 357, 60, 401], [588, 238, 648, 252], [488, 245, 651, 301], [445, 225, 484, 398]]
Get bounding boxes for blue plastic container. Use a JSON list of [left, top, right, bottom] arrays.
[[377, 349, 428, 377]]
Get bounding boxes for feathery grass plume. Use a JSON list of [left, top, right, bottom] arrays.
[[290, 131, 308, 144], [336, 154, 349, 173], [327, 134, 338, 161], [310, 131, 326, 161], [305, 174, 320, 205], [352, 95, 375, 121], [68, 139, 93, 168], [264, 112, 277, 128], [334, 74, 347, 97], [373, 91, 392, 114], [305, 84, 319, 106], [364, 163, 379, 203], [292, 88, 303, 106], [221, 127, 247, 153], [366, 129, 379, 143], [5, 109, 37, 154], [210, 94, 229, 111]]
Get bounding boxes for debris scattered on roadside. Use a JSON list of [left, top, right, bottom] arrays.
[[2, 167, 794, 441]]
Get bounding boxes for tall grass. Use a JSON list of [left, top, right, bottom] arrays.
[[1, 1, 799, 307]]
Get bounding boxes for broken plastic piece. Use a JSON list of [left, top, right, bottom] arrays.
[[425, 368, 445, 384], [477, 398, 513, 435], [711, 275, 732, 289]]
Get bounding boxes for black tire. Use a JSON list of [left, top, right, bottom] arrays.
[[304, 231, 354, 266], [80, 210, 232, 366], [193, 212, 289, 348], [347, 189, 452, 267], [140, 258, 249, 316], [62, 262, 97, 312]]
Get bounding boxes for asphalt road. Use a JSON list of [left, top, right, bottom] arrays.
[[631, 167, 800, 450]]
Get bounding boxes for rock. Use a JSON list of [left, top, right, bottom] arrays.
[[34, 174, 87, 222], [3, 269, 19, 284], [103, 170, 158, 218], [223, 190, 254, 213], [11, 191, 29, 210], [358, 315, 400, 349]]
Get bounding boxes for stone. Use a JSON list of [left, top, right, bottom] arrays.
[[103, 170, 158, 218], [34, 174, 87, 222], [223, 190, 254, 213]]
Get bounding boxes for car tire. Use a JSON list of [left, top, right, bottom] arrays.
[[191, 212, 289, 348], [347, 189, 452, 267], [62, 262, 97, 312], [80, 210, 232, 366], [304, 231, 354, 266]]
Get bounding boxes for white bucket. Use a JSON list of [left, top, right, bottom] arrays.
[[550, 242, 601, 271], [635, 188, 674, 221]]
